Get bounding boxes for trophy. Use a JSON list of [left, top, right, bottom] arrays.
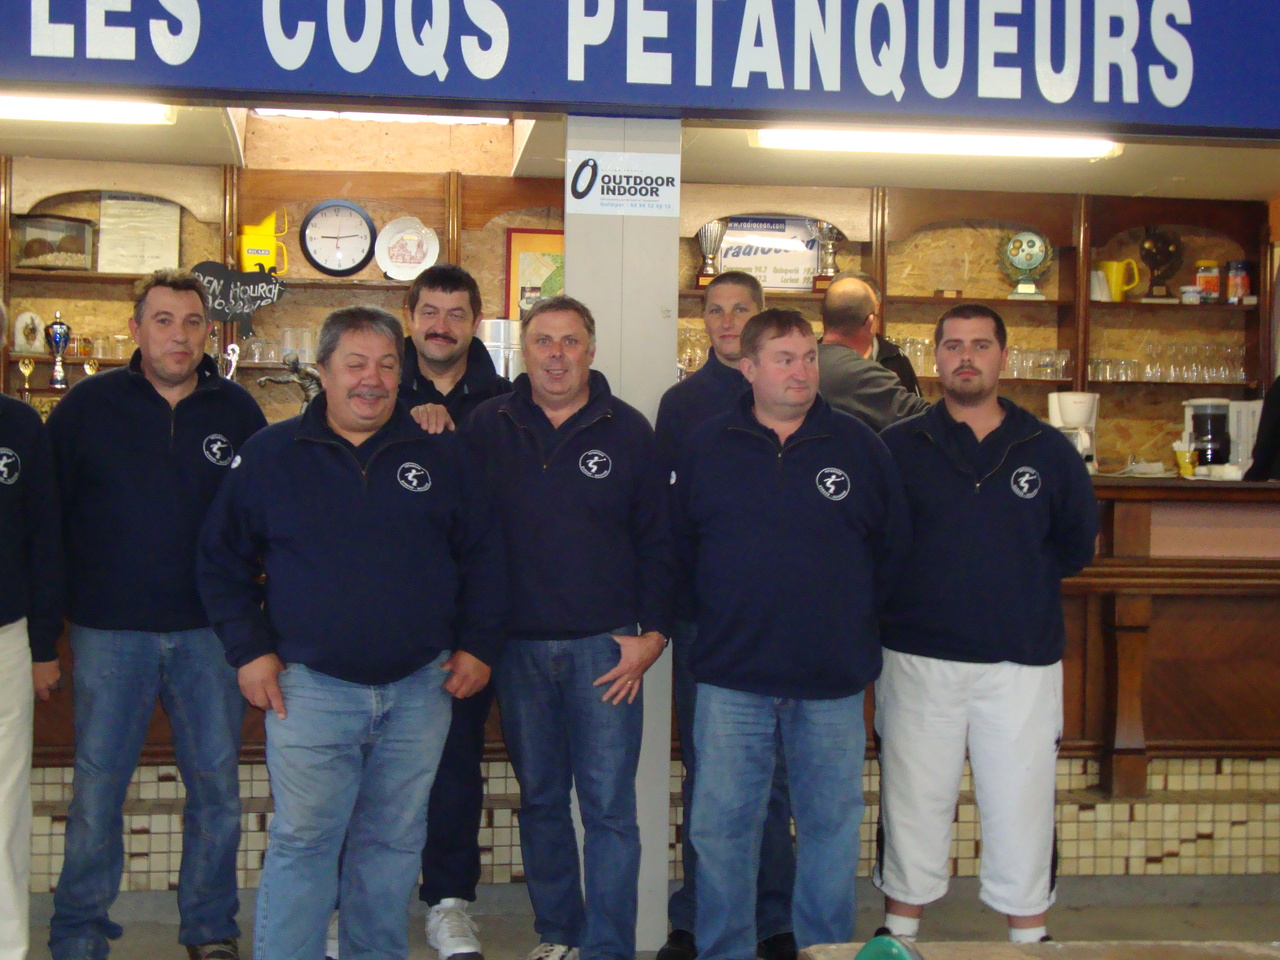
[[1138, 227, 1182, 302], [998, 230, 1053, 300], [45, 311, 71, 390], [18, 357, 35, 401], [83, 358, 99, 376], [811, 221, 844, 292], [220, 342, 239, 380], [695, 219, 727, 288]]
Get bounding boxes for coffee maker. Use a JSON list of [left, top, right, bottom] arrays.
[[1048, 391, 1099, 473]]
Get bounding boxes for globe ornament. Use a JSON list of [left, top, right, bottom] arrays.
[[998, 230, 1053, 300]]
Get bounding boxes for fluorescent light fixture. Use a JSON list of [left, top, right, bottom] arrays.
[[0, 96, 175, 125], [752, 127, 1122, 160], [254, 108, 508, 125]]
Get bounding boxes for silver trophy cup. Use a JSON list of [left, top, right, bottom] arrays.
[[45, 317, 72, 390], [696, 219, 728, 279]]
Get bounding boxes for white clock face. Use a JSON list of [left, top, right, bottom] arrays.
[[301, 202, 375, 276]]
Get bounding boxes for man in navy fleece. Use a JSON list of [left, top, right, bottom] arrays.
[[673, 309, 910, 960], [466, 295, 675, 960], [873, 304, 1098, 945], [47, 269, 266, 960], [654, 272, 797, 960], [198, 306, 504, 960]]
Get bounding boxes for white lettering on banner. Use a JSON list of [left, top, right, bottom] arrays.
[[628, 0, 671, 84], [794, 0, 841, 92], [855, 0, 907, 101], [695, 0, 723, 86], [977, 0, 1021, 99], [1034, 0, 1081, 104], [568, 0, 615, 82], [1094, 0, 1140, 103], [263, 0, 315, 71], [87, 0, 134, 60], [396, 0, 450, 79], [329, 0, 382, 73], [31, 0, 75, 57], [733, 0, 784, 88], [461, 0, 509, 79], [918, 0, 964, 99], [151, 0, 200, 66], [1149, 0, 1192, 107]]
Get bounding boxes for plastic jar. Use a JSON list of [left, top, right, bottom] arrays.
[[1226, 260, 1250, 304], [1195, 260, 1220, 302]]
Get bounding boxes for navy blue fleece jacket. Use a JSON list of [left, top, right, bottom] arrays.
[[399, 336, 512, 426], [655, 352, 749, 620], [0, 395, 63, 660], [198, 397, 506, 684], [465, 370, 675, 641], [879, 399, 1099, 665], [46, 354, 266, 632], [673, 393, 911, 699]]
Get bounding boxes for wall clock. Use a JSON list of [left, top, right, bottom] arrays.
[[299, 200, 376, 277]]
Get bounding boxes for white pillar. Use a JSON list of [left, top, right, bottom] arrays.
[[564, 114, 680, 950]]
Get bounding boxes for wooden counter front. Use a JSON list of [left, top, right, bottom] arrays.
[[1066, 477, 1280, 797]]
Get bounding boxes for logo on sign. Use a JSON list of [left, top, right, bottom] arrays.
[[571, 158, 599, 199], [580, 450, 612, 478], [398, 462, 432, 492], [203, 434, 233, 466], [0, 447, 20, 484], [816, 467, 850, 501], [1011, 466, 1042, 499]]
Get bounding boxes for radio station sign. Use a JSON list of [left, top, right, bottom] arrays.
[[566, 151, 680, 217], [6, 2, 1280, 137]]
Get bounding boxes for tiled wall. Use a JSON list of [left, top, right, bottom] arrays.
[[29, 757, 1280, 893]]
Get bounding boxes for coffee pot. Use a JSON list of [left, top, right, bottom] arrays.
[[1048, 391, 1099, 473]]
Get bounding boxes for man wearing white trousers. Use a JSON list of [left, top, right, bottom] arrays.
[[0, 390, 64, 960], [874, 303, 1098, 944]]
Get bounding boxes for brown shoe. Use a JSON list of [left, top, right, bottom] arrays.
[[187, 940, 240, 960]]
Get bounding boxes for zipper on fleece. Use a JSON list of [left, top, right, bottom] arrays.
[[501, 407, 613, 471]]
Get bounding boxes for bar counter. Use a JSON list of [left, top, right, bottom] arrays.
[[1065, 476, 1280, 797]]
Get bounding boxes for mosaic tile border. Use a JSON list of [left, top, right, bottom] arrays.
[[27, 757, 1280, 893]]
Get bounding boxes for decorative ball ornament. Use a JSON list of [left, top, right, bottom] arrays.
[[998, 229, 1054, 300]]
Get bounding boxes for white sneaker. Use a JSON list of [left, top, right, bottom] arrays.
[[326, 910, 341, 959], [525, 945, 578, 960], [426, 898, 484, 960]]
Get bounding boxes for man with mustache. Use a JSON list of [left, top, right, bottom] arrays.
[[47, 270, 266, 960], [874, 304, 1098, 945], [399, 264, 511, 960], [199, 306, 504, 960], [466, 296, 674, 960], [817, 276, 930, 432]]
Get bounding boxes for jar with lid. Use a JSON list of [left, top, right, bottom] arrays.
[[1195, 260, 1220, 302], [1226, 260, 1251, 304]]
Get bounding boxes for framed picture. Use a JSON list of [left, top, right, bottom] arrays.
[[505, 228, 565, 319]]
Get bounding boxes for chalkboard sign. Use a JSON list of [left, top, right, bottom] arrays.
[[191, 261, 286, 336]]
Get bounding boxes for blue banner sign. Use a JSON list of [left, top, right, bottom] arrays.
[[4, 1, 1277, 137]]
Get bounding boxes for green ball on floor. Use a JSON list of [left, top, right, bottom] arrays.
[[853, 934, 926, 960]]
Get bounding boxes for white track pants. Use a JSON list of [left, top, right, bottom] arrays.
[[873, 650, 1062, 917], [0, 618, 33, 960]]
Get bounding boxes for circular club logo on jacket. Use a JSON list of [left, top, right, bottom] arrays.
[[0, 447, 20, 485], [815, 467, 850, 501], [1011, 466, 1042, 499], [398, 462, 432, 492], [203, 434, 234, 466], [580, 450, 612, 479]]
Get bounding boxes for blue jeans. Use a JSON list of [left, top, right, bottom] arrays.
[[496, 632, 642, 960], [690, 685, 867, 960], [50, 626, 244, 960], [255, 656, 452, 960], [669, 621, 795, 938]]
